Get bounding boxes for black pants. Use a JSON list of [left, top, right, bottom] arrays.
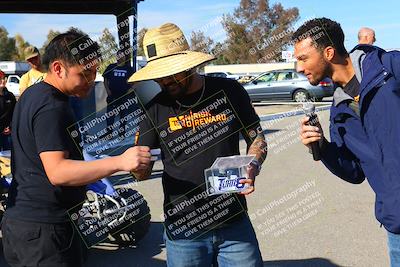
[[2, 216, 84, 267]]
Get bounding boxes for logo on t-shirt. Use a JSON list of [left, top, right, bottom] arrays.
[[113, 70, 127, 77], [169, 111, 227, 131]]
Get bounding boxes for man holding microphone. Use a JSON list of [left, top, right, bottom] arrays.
[[293, 17, 400, 266]]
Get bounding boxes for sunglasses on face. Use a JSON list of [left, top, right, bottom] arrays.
[[154, 71, 192, 85]]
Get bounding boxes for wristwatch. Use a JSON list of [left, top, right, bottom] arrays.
[[249, 159, 261, 175]]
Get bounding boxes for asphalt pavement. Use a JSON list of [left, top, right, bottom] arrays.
[[0, 102, 389, 267], [85, 104, 388, 267]]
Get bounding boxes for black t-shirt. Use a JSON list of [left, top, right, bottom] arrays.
[[343, 75, 360, 99], [6, 82, 85, 223], [137, 76, 260, 239], [103, 63, 134, 101]]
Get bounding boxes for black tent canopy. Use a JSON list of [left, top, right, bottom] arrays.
[[0, 0, 145, 70]]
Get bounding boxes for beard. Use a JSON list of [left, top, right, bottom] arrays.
[[309, 78, 321, 86], [161, 83, 188, 99], [309, 59, 332, 86]]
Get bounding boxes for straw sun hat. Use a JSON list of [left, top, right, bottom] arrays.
[[128, 23, 215, 82]]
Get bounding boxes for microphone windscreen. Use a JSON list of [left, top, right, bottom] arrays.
[[302, 102, 315, 114]]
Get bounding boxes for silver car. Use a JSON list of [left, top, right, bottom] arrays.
[[206, 71, 242, 80], [243, 69, 334, 102]]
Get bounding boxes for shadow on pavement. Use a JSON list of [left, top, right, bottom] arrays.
[[263, 257, 342, 267], [85, 221, 165, 267], [1, 232, 343, 267]]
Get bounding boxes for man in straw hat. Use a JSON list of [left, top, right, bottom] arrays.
[[131, 23, 266, 266], [19, 46, 46, 95]]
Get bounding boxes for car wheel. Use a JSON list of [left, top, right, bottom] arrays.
[[293, 89, 309, 102]]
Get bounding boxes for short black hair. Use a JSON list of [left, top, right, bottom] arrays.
[[42, 28, 101, 71], [292, 17, 347, 56]]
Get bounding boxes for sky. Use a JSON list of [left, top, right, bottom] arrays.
[[0, 0, 398, 52]]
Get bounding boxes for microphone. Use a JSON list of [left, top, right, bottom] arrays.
[[302, 103, 321, 161]]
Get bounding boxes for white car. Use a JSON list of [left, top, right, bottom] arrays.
[[5, 75, 21, 97]]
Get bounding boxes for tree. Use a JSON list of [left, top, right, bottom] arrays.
[[136, 28, 148, 57], [0, 26, 18, 61], [15, 34, 31, 61], [211, 42, 230, 65], [40, 30, 61, 55], [98, 28, 118, 74], [222, 0, 299, 63], [190, 30, 214, 54]]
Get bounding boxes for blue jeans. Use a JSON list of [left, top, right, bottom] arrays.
[[388, 231, 400, 267], [164, 215, 263, 267]]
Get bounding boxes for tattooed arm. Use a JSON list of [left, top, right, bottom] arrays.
[[244, 123, 267, 165], [240, 123, 267, 195]]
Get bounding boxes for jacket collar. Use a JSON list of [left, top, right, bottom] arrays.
[[333, 87, 353, 107], [333, 45, 387, 107]]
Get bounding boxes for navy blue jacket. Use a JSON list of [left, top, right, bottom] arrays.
[[321, 45, 400, 234]]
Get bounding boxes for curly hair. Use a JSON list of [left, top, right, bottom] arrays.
[[292, 17, 347, 56]]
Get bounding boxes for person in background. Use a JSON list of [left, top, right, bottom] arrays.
[[0, 69, 16, 151], [103, 49, 134, 134], [358, 27, 376, 45], [19, 46, 46, 95]]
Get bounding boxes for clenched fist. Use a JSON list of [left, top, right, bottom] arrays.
[[118, 146, 151, 172], [300, 116, 324, 149]]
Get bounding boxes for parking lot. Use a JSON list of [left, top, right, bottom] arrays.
[[75, 103, 388, 267], [0, 100, 388, 267]]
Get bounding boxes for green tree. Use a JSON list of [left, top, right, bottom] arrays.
[[211, 42, 230, 65], [222, 0, 299, 63], [98, 28, 118, 74], [189, 30, 215, 72], [40, 30, 61, 55], [190, 30, 214, 54], [15, 34, 31, 61], [0, 26, 18, 60]]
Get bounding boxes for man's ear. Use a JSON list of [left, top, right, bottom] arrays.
[[324, 46, 335, 62], [50, 60, 64, 78]]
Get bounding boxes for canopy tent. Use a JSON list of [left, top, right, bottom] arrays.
[[0, 0, 145, 70]]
